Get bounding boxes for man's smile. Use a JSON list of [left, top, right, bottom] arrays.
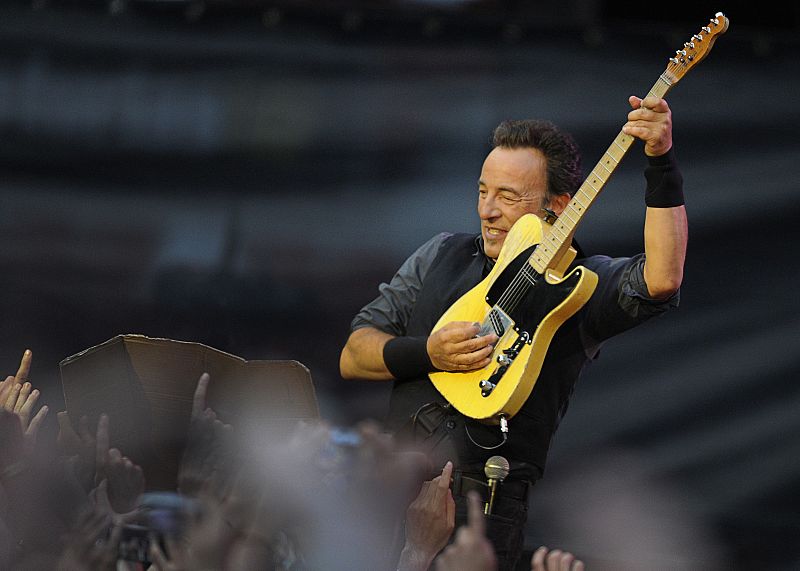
[[483, 226, 508, 237]]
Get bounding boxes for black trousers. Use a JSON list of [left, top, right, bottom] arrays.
[[397, 403, 533, 570]]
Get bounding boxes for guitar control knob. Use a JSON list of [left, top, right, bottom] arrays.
[[497, 354, 511, 366], [479, 380, 496, 397]]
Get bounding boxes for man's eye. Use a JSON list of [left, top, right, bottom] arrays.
[[500, 195, 520, 204], [478, 189, 487, 196]]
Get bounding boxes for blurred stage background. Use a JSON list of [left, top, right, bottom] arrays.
[[1, 1, 799, 569]]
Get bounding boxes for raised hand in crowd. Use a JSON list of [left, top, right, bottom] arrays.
[[1, 347, 32, 394], [531, 546, 585, 571], [1, 350, 69, 570], [231, 417, 338, 570], [94, 413, 146, 514], [57, 409, 146, 514], [177, 372, 235, 499], [397, 460, 456, 571], [340, 418, 432, 529], [57, 410, 98, 491], [151, 372, 273, 570], [56, 480, 128, 571], [225, 499, 286, 571], [434, 490, 498, 571], [1, 349, 49, 456], [55, 507, 120, 570], [147, 492, 243, 571], [57, 410, 146, 514], [243, 417, 431, 571]]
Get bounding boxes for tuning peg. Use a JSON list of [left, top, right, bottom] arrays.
[[693, 33, 703, 41]]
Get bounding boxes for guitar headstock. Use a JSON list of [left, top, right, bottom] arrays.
[[664, 12, 729, 84]]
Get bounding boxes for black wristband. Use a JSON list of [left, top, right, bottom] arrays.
[[644, 147, 685, 208], [383, 336, 435, 380]]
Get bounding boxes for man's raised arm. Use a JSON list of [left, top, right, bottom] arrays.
[[623, 95, 688, 300]]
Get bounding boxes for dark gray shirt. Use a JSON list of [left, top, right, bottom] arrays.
[[350, 231, 678, 360]]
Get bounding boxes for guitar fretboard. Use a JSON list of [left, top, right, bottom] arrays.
[[528, 75, 674, 274]]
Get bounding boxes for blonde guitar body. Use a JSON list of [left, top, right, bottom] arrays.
[[428, 213, 598, 423]]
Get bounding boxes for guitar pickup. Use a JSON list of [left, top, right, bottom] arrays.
[[479, 307, 512, 338]]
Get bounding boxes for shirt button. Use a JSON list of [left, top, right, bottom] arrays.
[[446, 420, 456, 430]]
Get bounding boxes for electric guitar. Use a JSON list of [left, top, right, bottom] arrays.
[[429, 13, 729, 424]]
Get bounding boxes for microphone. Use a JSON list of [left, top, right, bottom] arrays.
[[483, 455, 509, 515]]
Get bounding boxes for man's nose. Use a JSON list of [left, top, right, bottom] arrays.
[[478, 194, 500, 220]]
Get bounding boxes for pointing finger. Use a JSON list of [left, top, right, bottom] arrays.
[[437, 460, 454, 490], [465, 490, 485, 536], [15, 349, 32, 383], [192, 373, 210, 418]]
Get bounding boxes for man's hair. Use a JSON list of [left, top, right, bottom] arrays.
[[491, 119, 583, 203]]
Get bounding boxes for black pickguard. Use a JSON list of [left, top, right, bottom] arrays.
[[485, 245, 582, 333]]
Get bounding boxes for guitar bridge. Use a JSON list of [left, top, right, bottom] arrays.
[[479, 330, 531, 397]]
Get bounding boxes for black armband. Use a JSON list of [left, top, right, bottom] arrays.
[[644, 147, 685, 208], [383, 336, 435, 380]]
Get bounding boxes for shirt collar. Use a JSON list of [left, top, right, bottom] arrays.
[[473, 234, 496, 270]]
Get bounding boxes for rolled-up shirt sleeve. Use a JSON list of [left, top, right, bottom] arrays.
[[579, 253, 680, 356], [350, 232, 452, 337]]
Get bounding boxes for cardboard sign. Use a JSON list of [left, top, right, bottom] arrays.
[[59, 334, 319, 490]]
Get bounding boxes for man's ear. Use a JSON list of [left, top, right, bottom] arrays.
[[549, 193, 571, 215]]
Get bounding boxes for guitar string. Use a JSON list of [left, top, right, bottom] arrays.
[[504, 265, 536, 314], [508, 264, 539, 312], [489, 258, 540, 334], [494, 252, 541, 315], [492, 270, 528, 322]]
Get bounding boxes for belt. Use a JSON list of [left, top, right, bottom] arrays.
[[452, 471, 530, 502]]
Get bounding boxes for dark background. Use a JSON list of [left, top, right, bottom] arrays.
[[1, 1, 798, 569]]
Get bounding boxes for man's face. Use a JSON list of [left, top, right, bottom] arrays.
[[478, 146, 548, 260]]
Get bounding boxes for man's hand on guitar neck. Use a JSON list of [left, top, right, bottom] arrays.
[[427, 322, 498, 373], [623, 95, 673, 157]]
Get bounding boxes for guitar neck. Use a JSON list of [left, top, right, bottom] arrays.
[[528, 76, 674, 274], [525, 11, 729, 274]]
